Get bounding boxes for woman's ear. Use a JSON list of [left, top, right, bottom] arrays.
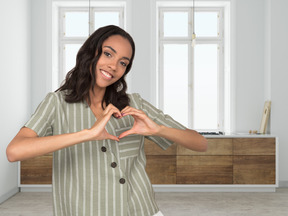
[[116, 82, 123, 92]]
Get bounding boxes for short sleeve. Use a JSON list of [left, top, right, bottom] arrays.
[[130, 93, 186, 150], [24, 92, 56, 137]]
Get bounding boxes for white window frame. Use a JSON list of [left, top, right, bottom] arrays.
[[52, 1, 128, 90], [156, 1, 231, 132]]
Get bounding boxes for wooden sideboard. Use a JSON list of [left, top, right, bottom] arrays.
[[20, 137, 277, 188], [145, 137, 276, 185]]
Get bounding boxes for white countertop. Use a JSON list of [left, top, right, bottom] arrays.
[[202, 133, 276, 138]]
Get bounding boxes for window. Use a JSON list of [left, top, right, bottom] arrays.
[[157, 2, 230, 132], [52, 2, 125, 88]]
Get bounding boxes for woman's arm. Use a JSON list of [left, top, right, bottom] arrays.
[[6, 127, 91, 162], [6, 104, 122, 162], [155, 126, 207, 152], [119, 106, 207, 152]]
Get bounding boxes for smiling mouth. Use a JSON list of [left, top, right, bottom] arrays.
[[100, 70, 113, 79]]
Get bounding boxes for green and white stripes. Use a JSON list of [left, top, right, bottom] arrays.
[[25, 92, 185, 216]]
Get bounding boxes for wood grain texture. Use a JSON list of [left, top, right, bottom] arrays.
[[233, 155, 275, 184], [177, 138, 233, 156], [21, 153, 53, 184], [144, 138, 176, 155], [20, 138, 276, 185], [177, 156, 233, 184], [145, 155, 176, 184], [233, 138, 275, 155]]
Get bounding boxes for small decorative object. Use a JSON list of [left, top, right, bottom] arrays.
[[259, 101, 271, 134]]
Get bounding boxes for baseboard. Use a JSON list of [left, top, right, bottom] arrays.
[[20, 184, 52, 192], [0, 187, 19, 204], [19, 183, 286, 193], [152, 184, 277, 192], [279, 181, 288, 187]]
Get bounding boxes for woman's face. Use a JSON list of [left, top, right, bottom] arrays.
[[94, 35, 133, 89]]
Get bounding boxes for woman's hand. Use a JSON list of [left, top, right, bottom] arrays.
[[118, 106, 160, 139], [118, 106, 207, 152], [87, 104, 122, 142]]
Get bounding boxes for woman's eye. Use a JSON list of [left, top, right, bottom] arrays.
[[104, 51, 111, 57], [120, 61, 127, 67]]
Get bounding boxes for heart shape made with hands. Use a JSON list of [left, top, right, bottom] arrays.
[[116, 107, 160, 139]]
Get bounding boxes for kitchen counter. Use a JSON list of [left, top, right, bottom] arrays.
[[202, 133, 276, 138]]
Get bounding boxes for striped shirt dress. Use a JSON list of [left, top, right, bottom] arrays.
[[25, 91, 186, 216]]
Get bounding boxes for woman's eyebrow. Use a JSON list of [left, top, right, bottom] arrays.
[[104, 46, 117, 53], [104, 45, 130, 61]]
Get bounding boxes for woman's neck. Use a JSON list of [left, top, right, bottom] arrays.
[[89, 87, 106, 108]]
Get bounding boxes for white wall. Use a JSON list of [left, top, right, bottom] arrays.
[[129, 0, 152, 101], [31, 0, 52, 111], [0, 0, 31, 202], [27, 0, 288, 185], [234, 0, 265, 133], [270, 0, 288, 185]]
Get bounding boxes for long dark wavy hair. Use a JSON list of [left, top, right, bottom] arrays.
[[56, 25, 135, 110]]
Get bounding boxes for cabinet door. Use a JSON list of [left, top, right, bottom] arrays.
[[233, 138, 275, 155], [177, 155, 233, 184], [233, 138, 276, 184], [177, 138, 233, 184], [21, 153, 53, 184], [145, 155, 176, 184], [177, 138, 233, 155], [144, 139, 177, 184], [144, 138, 176, 156], [233, 155, 275, 184]]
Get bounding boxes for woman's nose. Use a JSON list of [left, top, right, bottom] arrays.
[[108, 59, 117, 70]]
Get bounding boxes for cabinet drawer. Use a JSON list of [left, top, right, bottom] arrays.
[[233, 155, 275, 184], [21, 154, 53, 184], [233, 138, 275, 155], [177, 156, 233, 184], [144, 138, 176, 156], [146, 155, 176, 184], [177, 138, 233, 156]]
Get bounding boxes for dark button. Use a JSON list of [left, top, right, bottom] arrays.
[[111, 162, 117, 168], [101, 146, 107, 152], [119, 178, 126, 184]]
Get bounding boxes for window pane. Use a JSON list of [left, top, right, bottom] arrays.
[[65, 12, 89, 37], [193, 44, 218, 129], [163, 44, 188, 127], [94, 12, 119, 30], [163, 12, 188, 37], [195, 12, 218, 37], [64, 44, 82, 79]]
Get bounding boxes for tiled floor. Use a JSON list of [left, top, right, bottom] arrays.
[[0, 188, 288, 216]]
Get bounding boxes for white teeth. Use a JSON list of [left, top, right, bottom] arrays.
[[101, 70, 112, 78]]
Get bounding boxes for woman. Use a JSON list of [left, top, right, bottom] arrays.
[[7, 25, 207, 216]]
